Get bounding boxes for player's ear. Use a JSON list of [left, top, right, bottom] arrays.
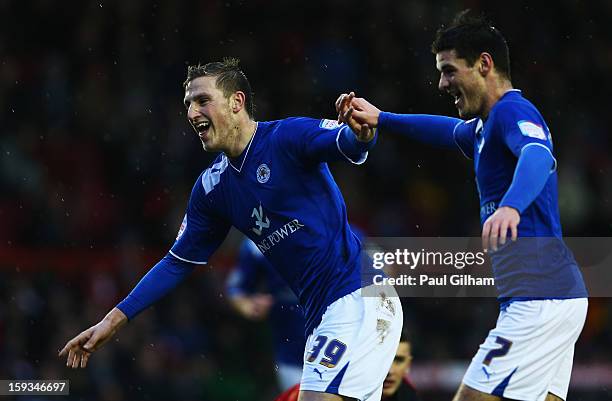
[[231, 91, 246, 113], [478, 52, 493, 76]]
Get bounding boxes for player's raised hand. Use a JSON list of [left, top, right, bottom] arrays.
[[481, 206, 520, 253], [336, 92, 382, 127], [58, 308, 127, 368], [335, 92, 353, 122], [335, 92, 380, 142], [335, 92, 360, 133]]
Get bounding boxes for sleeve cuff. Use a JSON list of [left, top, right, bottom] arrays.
[[498, 201, 524, 214], [336, 125, 377, 165], [378, 112, 389, 132], [168, 249, 207, 265], [116, 298, 138, 321]]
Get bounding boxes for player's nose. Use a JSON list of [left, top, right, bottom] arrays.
[[438, 75, 449, 92], [186, 103, 200, 121]]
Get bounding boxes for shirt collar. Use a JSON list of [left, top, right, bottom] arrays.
[[227, 122, 258, 173], [482, 89, 522, 123], [500, 88, 522, 100]]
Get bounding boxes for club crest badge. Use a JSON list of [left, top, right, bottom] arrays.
[[256, 163, 270, 183]]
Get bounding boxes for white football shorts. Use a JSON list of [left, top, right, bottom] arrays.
[[462, 298, 588, 401], [300, 284, 403, 401]]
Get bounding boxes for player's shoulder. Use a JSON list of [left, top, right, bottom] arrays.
[[491, 91, 551, 141], [270, 117, 343, 150], [252, 117, 317, 139], [278, 116, 343, 131], [491, 90, 542, 121], [196, 153, 230, 197]]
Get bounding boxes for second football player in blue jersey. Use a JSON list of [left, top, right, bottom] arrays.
[[60, 58, 403, 401], [337, 11, 587, 401]]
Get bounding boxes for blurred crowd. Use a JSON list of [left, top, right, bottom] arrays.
[[1, 0, 611, 400]]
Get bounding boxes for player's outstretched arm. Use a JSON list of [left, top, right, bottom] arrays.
[[336, 92, 466, 150], [59, 254, 195, 368], [58, 307, 127, 369]]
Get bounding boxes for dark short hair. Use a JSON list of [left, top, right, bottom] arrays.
[[399, 330, 411, 345], [431, 10, 511, 80], [399, 330, 413, 358], [184, 57, 255, 118]]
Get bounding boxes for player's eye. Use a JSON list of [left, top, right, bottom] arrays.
[[441, 66, 455, 76]]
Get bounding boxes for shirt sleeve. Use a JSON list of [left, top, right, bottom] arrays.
[[495, 101, 557, 170], [453, 118, 479, 160], [116, 253, 195, 320], [378, 112, 477, 159], [170, 172, 231, 264], [499, 145, 555, 213], [279, 117, 377, 165]]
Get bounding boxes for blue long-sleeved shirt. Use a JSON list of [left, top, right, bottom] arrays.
[[377, 90, 587, 300], [116, 118, 378, 336]]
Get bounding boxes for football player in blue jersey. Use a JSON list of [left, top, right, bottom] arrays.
[[336, 11, 587, 401], [60, 57, 403, 401], [226, 238, 306, 391]]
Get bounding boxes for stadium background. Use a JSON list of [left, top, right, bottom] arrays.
[[1, 0, 611, 400]]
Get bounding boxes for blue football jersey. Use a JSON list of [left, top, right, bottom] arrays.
[[226, 238, 306, 365], [170, 118, 370, 335], [453, 90, 587, 299]]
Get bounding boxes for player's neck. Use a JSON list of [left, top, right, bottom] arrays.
[[225, 118, 257, 159], [482, 79, 513, 120]]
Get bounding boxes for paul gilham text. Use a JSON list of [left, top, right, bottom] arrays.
[[373, 274, 495, 286]]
